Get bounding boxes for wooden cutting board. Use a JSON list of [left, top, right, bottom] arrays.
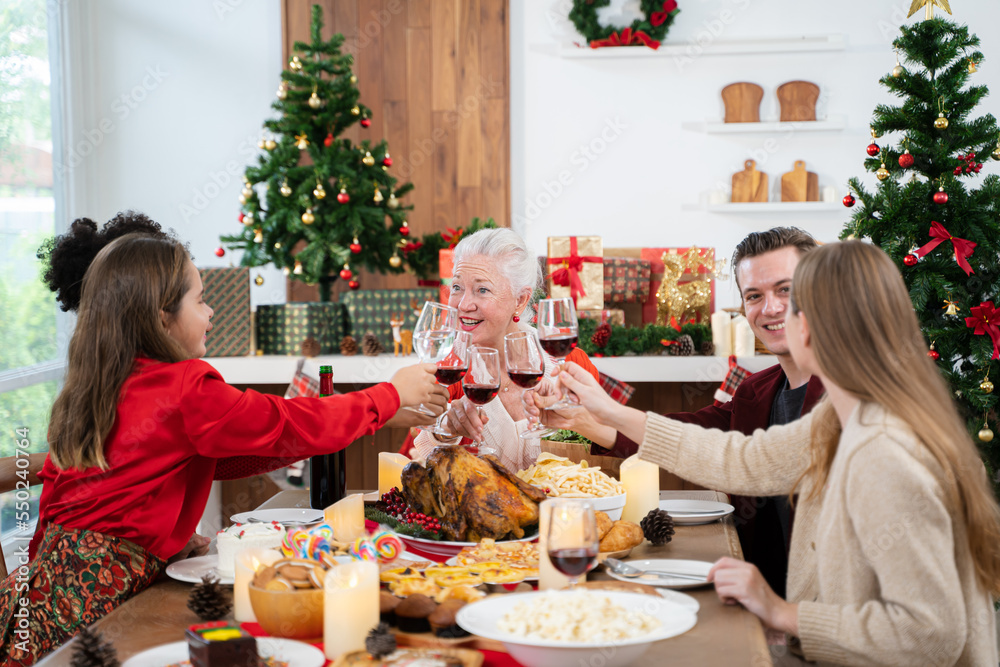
[[776, 81, 820, 122], [731, 160, 768, 202], [780, 161, 819, 202], [721, 82, 763, 123]]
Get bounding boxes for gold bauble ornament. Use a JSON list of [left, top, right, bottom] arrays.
[[979, 427, 994, 443], [257, 138, 266, 149], [282, 266, 291, 276], [254, 274, 264, 286], [892, 64, 904, 77], [274, 242, 282, 249], [362, 151, 375, 167], [876, 164, 890, 181], [351, 106, 360, 116], [238, 194, 247, 205], [253, 228, 263, 243], [301, 207, 315, 225], [934, 113, 949, 130], [290, 55, 302, 71], [870, 127, 881, 139], [350, 75, 357, 84], [243, 211, 254, 225], [980, 380, 994, 394], [264, 139, 276, 151], [313, 183, 327, 200], [308, 92, 322, 109], [242, 184, 253, 198], [373, 186, 383, 203], [295, 133, 309, 150], [293, 261, 303, 275], [389, 255, 402, 268], [387, 193, 399, 209], [280, 180, 292, 197], [992, 144, 1000, 161], [276, 82, 287, 100]]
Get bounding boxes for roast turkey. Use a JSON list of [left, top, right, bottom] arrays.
[[400, 446, 547, 542]]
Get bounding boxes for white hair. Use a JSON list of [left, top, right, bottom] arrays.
[[452, 228, 542, 307]]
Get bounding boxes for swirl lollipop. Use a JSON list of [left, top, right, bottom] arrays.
[[372, 531, 403, 563], [349, 537, 379, 563]]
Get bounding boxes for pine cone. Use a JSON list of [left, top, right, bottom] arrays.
[[674, 334, 695, 356], [301, 336, 320, 357], [700, 340, 715, 356], [640, 508, 676, 546], [71, 626, 119, 667], [591, 323, 612, 348], [365, 622, 397, 658], [187, 573, 232, 621], [340, 335, 358, 356], [361, 332, 383, 356]]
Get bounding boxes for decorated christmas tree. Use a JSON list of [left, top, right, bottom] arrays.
[[842, 5, 999, 488], [222, 5, 413, 300]]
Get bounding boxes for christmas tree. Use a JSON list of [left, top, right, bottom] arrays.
[[842, 6, 999, 488], [222, 5, 413, 300]]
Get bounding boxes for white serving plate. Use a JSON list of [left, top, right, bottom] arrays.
[[229, 508, 324, 526], [456, 590, 696, 667], [165, 555, 233, 586], [605, 558, 713, 589], [658, 499, 735, 525], [122, 637, 324, 667], [395, 530, 538, 559]]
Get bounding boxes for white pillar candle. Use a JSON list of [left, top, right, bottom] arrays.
[[711, 311, 732, 357], [323, 560, 379, 659], [620, 454, 660, 524], [233, 548, 281, 623], [537, 499, 570, 591], [325, 493, 366, 542], [378, 452, 410, 497], [732, 315, 756, 357]]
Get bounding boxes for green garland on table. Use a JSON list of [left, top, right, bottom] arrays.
[[569, 0, 680, 48], [576, 318, 711, 357], [365, 506, 441, 540]]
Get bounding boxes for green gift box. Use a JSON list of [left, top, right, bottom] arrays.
[[255, 302, 346, 355], [200, 267, 251, 357], [340, 288, 439, 351]]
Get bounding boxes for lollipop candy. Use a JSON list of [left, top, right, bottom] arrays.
[[372, 531, 403, 563], [349, 537, 379, 562]]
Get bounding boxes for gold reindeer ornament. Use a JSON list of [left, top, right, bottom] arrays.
[[655, 247, 715, 326]]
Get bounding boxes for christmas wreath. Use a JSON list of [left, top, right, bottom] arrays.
[[569, 0, 680, 50]]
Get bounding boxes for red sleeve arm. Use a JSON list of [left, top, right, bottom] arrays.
[[566, 348, 600, 381]]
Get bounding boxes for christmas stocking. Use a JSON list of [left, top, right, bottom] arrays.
[[714, 355, 750, 406]]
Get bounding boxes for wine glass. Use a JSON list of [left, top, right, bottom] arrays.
[[408, 302, 459, 416], [462, 346, 501, 454], [536, 297, 579, 410], [545, 498, 599, 589], [420, 330, 472, 437], [504, 330, 555, 440]]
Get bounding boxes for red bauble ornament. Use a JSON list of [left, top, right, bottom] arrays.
[[898, 152, 914, 168], [337, 191, 350, 204], [382, 156, 393, 167], [340, 267, 353, 280], [360, 118, 371, 128], [399, 225, 410, 237], [323, 133, 333, 147], [350, 242, 362, 254], [928, 349, 940, 360], [903, 253, 918, 267], [238, 212, 245, 223], [215, 247, 225, 257], [842, 194, 856, 207], [933, 189, 948, 204], [866, 143, 880, 156], [348, 279, 360, 290]]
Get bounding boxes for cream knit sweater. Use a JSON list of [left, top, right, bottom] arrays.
[[640, 401, 997, 667]]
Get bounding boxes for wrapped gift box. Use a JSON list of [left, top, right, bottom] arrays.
[[603, 257, 651, 304], [578, 309, 625, 327], [200, 267, 251, 357], [339, 288, 439, 351], [545, 236, 604, 311], [255, 302, 346, 355], [439, 248, 454, 306]]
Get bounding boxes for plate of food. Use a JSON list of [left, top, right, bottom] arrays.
[[658, 499, 735, 525], [444, 537, 540, 580], [393, 531, 538, 559], [165, 555, 233, 586], [122, 636, 324, 667], [605, 558, 713, 589], [517, 453, 627, 519]]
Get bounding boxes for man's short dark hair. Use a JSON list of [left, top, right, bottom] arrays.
[[732, 227, 818, 290]]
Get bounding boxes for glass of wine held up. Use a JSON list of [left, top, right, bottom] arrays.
[[545, 498, 599, 589], [408, 302, 459, 417], [503, 329, 555, 440], [536, 297, 580, 410], [420, 330, 472, 438], [462, 346, 501, 455]]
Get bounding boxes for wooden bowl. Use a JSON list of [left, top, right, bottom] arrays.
[[248, 583, 323, 641]]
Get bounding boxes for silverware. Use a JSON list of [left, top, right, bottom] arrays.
[[662, 509, 727, 515], [604, 558, 707, 582]]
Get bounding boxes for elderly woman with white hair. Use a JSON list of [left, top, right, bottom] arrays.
[[399, 228, 600, 471]]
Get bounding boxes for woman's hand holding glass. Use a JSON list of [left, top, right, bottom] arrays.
[[536, 297, 580, 410], [504, 330, 555, 439], [459, 346, 501, 455], [407, 302, 459, 416]]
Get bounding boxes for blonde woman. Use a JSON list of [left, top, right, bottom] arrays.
[[558, 241, 1000, 666]]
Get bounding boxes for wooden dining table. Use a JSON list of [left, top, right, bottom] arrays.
[[37, 489, 769, 666]]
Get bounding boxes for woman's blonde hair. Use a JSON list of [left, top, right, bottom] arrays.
[[48, 234, 192, 471], [791, 241, 1000, 595]]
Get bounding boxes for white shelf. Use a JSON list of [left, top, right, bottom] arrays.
[[682, 201, 844, 214], [203, 354, 779, 385], [556, 34, 845, 59], [682, 115, 846, 134]]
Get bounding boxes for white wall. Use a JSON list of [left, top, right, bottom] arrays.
[[510, 0, 1000, 310]]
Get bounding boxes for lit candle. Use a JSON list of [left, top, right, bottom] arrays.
[[711, 311, 732, 357], [323, 560, 379, 659], [538, 499, 570, 591], [620, 454, 659, 523], [325, 493, 366, 542], [233, 548, 281, 623], [378, 452, 409, 497], [732, 315, 756, 357]]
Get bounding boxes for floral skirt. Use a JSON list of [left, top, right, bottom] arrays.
[[0, 523, 165, 666]]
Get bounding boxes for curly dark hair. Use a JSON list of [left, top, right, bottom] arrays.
[[37, 211, 179, 312]]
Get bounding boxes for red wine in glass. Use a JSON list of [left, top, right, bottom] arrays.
[[508, 369, 543, 389], [463, 383, 500, 405], [539, 334, 578, 359], [435, 366, 468, 385], [548, 547, 597, 577]]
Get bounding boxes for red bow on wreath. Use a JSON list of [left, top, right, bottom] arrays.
[[966, 301, 1000, 360], [590, 27, 661, 50], [651, 0, 679, 26], [442, 227, 464, 248], [547, 237, 601, 307], [913, 221, 977, 275]]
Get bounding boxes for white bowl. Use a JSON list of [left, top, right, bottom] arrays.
[[456, 590, 696, 667], [590, 492, 627, 521]]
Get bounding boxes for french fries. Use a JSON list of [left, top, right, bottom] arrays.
[[517, 453, 624, 498]]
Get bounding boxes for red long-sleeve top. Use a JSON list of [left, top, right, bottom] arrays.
[[31, 357, 399, 561]]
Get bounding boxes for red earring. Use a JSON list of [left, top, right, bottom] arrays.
[[512, 314, 520, 322]]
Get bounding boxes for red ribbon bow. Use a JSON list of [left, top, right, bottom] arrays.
[[401, 241, 423, 254], [966, 301, 1000, 360], [651, 0, 679, 26], [442, 227, 463, 248], [546, 237, 602, 307], [914, 221, 977, 275], [590, 27, 661, 50]]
